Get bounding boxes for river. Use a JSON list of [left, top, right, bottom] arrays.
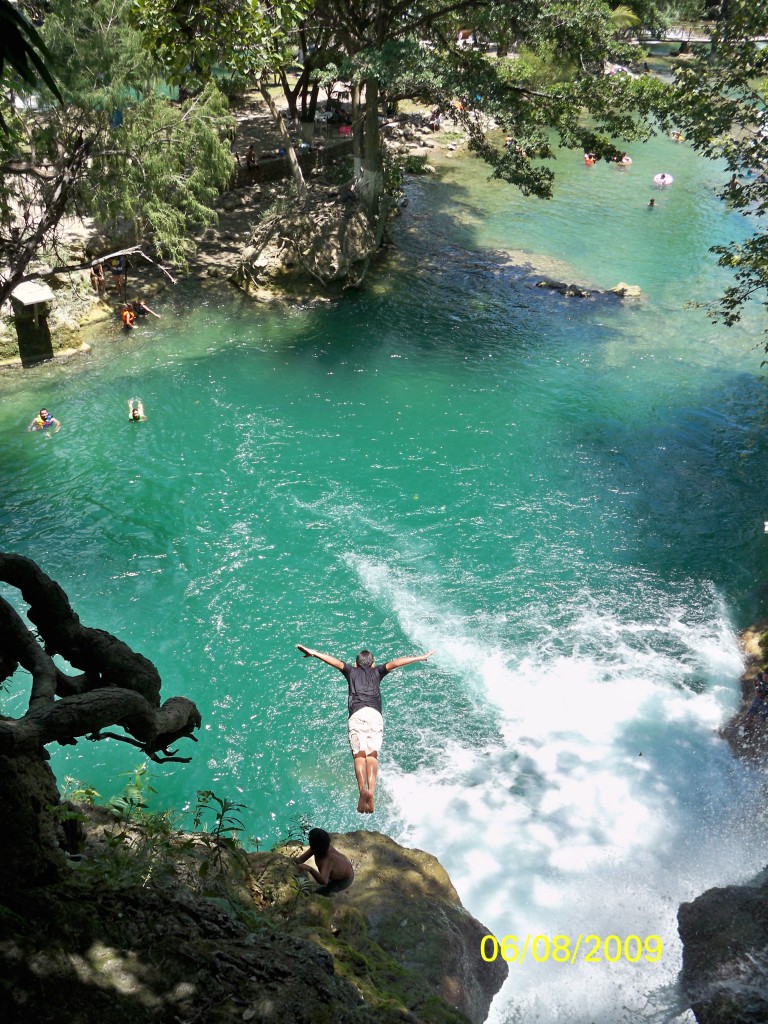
[[1, 130, 767, 1023]]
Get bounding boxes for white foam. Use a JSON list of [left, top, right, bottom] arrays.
[[350, 558, 763, 1023]]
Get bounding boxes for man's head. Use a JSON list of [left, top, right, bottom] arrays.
[[356, 650, 374, 668], [39, 409, 48, 419], [131, 408, 141, 420], [308, 828, 331, 856]]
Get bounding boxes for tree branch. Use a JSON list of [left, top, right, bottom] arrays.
[[0, 554, 201, 759], [14, 246, 179, 287]]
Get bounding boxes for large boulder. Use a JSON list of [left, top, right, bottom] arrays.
[[251, 830, 507, 1024], [677, 622, 768, 1022], [0, 819, 504, 1024], [678, 872, 768, 1024], [719, 622, 768, 762], [338, 831, 506, 1024]]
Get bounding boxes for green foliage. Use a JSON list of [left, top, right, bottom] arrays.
[[193, 789, 247, 840], [42, 0, 150, 107], [663, 1, 768, 336], [610, 4, 643, 30], [403, 154, 430, 174], [279, 813, 312, 845], [108, 84, 234, 265], [508, 42, 579, 91], [383, 150, 405, 198], [133, 0, 314, 85], [61, 775, 101, 804], [0, 0, 62, 118], [1, 0, 235, 299], [106, 763, 156, 819], [193, 789, 250, 878]]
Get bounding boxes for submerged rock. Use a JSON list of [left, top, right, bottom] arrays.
[[608, 282, 642, 297], [719, 622, 768, 763], [532, 277, 643, 299]]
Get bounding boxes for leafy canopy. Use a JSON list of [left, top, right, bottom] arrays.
[[667, 1, 768, 331]]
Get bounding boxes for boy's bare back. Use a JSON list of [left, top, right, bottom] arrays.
[[316, 844, 354, 883]]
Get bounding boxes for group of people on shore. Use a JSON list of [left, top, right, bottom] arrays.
[[88, 256, 162, 331], [90, 255, 127, 298]]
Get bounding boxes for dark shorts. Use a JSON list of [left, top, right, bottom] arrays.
[[315, 873, 354, 897]]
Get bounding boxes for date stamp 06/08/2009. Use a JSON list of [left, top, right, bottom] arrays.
[[480, 934, 663, 966]]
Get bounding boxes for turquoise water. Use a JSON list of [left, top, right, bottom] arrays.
[[2, 132, 768, 1022]]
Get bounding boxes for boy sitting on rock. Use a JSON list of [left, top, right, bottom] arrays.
[[296, 828, 354, 895]]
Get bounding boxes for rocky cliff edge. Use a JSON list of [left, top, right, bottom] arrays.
[[0, 807, 506, 1024]]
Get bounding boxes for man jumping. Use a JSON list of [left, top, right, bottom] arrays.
[[296, 644, 434, 813]]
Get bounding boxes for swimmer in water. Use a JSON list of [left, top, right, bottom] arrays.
[[121, 303, 136, 329], [127, 399, 147, 422], [27, 408, 61, 433], [648, 197, 656, 207], [134, 298, 161, 319]]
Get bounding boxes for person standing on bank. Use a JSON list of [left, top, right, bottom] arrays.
[[296, 644, 434, 813]]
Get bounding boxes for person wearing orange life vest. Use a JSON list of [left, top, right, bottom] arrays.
[[121, 303, 136, 329], [27, 408, 61, 433]]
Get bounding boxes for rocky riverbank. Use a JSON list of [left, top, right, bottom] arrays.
[[676, 624, 768, 1023], [0, 803, 506, 1024], [0, 96, 476, 365]]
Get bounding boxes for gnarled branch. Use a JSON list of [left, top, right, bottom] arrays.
[[0, 553, 201, 760]]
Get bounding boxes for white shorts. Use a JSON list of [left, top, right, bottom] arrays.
[[348, 707, 383, 755]]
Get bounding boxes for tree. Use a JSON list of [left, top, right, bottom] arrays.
[[135, 0, 313, 199], [0, 0, 235, 307], [668, 1, 768, 335], [313, 0, 665, 210], [0, 0, 62, 127], [135, 0, 667, 219], [0, 553, 202, 887]]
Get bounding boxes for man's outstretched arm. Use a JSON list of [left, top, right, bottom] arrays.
[[297, 644, 345, 671], [384, 651, 434, 671]]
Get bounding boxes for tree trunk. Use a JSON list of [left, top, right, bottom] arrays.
[[357, 77, 384, 219], [258, 79, 308, 202], [351, 81, 363, 179], [278, 68, 300, 120], [0, 751, 67, 889]]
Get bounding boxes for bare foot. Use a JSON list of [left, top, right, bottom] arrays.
[[357, 792, 367, 814], [364, 792, 375, 813]]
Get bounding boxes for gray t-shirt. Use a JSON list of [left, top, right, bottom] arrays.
[[341, 663, 390, 717]]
